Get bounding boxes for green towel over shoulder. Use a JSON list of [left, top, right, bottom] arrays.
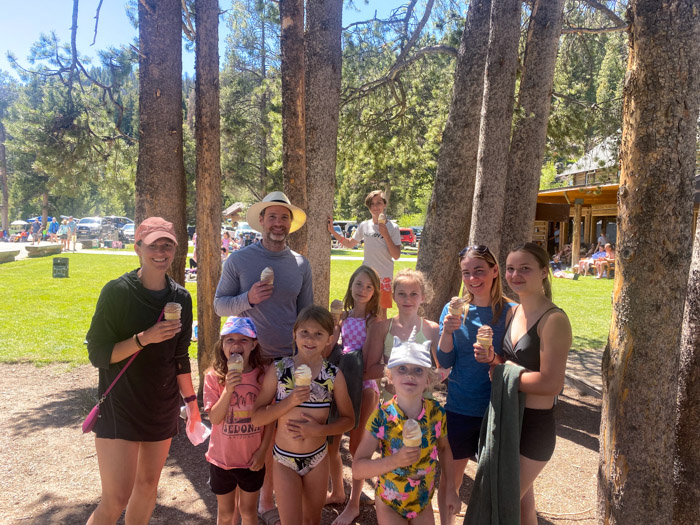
[[464, 363, 526, 525]]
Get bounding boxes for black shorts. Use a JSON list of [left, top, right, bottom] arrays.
[[520, 407, 556, 462], [208, 463, 265, 495], [446, 411, 483, 460]]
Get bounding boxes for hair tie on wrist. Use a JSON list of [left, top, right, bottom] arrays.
[[134, 333, 145, 350], [488, 353, 496, 364]]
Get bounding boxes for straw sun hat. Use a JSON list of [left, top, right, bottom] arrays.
[[246, 191, 307, 234]]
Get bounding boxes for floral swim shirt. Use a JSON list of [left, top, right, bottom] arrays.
[[366, 397, 447, 518]]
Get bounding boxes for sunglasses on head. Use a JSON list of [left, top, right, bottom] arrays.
[[459, 245, 492, 258]]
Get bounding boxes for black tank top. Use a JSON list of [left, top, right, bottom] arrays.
[[502, 305, 562, 372]]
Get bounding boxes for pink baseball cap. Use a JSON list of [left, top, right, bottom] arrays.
[[135, 217, 178, 245]]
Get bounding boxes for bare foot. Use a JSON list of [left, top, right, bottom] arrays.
[[331, 503, 360, 525], [325, 492, 346, 506]]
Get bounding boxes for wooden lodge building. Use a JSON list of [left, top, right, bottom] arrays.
[[532, 137, 700, 267]]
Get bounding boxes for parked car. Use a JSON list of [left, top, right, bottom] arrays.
[[103, 216, 133, 229], [76, 217, 105, 240], [120, 223, 135, 243], [411, 226, 423, 242], [399, 227, 416, 246]]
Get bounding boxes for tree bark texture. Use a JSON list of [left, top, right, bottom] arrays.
[[468, 0, 522, 259], [305, 0, 342, 308], [135, 0, 187, 284], [498, 0, 565, 278], [194, 0, 222, 395], [0, 120, 8, 232], [280, 0, 307, 256], [416, 0, 491, 321], [598, 2, 700, 523], [674, 213, 700, 525]]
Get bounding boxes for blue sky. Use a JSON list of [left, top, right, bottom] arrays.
[[1, 0, 404, 78]]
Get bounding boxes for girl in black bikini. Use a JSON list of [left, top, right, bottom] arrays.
[[474, 242, 572, 525]]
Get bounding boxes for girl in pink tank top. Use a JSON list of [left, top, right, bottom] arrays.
[[327, 266, 382, 523]]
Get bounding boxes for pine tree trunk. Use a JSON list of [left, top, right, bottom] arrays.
[[259, 17, 268, 196], [468, 0, 521, 259], [194, 0, 222, 395], [305, 0, 342, 308], [0, 120, 8, 233], [135, 0, 187, 284], [280, 0, 307, 256], [598, 1, 700, 522], [416, 0, 491, 321], [674, 213, 700, 525], [498, 0, 565, 279]]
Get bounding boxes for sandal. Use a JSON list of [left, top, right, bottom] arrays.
[[258, 507, 281, 525]]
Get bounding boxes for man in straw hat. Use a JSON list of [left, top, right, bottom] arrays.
[[215, 191, 312, 360]]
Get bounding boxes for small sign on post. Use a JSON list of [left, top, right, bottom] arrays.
[[53, 257, 69, 278]]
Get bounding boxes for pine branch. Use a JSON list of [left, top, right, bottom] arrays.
[[91, 0, 105, 46], [562, 25, 628, 34], [342, 45, 456, 106], [182, 0, 196, 42], [580, 0, 625, 27]]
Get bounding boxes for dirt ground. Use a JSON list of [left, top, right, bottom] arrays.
[[0, 362, 600, 524]]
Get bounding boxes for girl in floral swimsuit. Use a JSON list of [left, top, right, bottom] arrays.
[[353, 334, 460, 524], [252, 306, 354, 525]]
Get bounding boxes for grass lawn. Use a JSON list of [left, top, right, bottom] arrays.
[[0, 254, 611, 365]]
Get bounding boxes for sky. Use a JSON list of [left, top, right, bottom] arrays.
[[0, 0, 405, 78]]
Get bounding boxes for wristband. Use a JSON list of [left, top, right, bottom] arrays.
[[133, 333, 145, 350], [488, 353, 496, 364], [183, 394, 197, 404]]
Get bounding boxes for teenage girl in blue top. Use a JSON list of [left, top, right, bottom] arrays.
[[435, 245, 514, 525]]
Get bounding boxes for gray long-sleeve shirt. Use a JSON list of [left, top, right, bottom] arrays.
[[214, 242, 313, 359]]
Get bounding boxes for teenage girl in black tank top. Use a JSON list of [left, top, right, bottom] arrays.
[[478, 243, 572, 525]]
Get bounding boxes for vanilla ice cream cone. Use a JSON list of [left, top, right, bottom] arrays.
[[476, 325, 493, 351], [448, 296, 465, 317], [403, 418, 422, 447], [227, 353, 244, 372], [378, 213, 386, 224], [294, 364, 312, 386], [260, 266, 274, 284], [330, 299, 343, 323], [164, 302, 182, 320]]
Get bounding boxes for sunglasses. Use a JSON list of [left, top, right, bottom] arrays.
[[459, 245, 493, 258]]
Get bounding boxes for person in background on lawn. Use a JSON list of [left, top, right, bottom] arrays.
[[85, 217, 201, 525], [328, 190, 401, 319], [252, 306, 354, 525], [67, 216, 77, 251], [58, 220, 69, 251], [214, 191, 313, 525], [481, 242, 571, 525], [325, 265, 381, 525], [204, 317, 274, 525], [353, 333, 459, 524], [30, 219, 42, 245], [434, 245, 514, 525], [48, 217, 59, 243], [222, 231, 232, 253], [594, 243, 615, 278]]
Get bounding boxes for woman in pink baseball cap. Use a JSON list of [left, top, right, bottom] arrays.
[[85, 217, 201, 524]]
